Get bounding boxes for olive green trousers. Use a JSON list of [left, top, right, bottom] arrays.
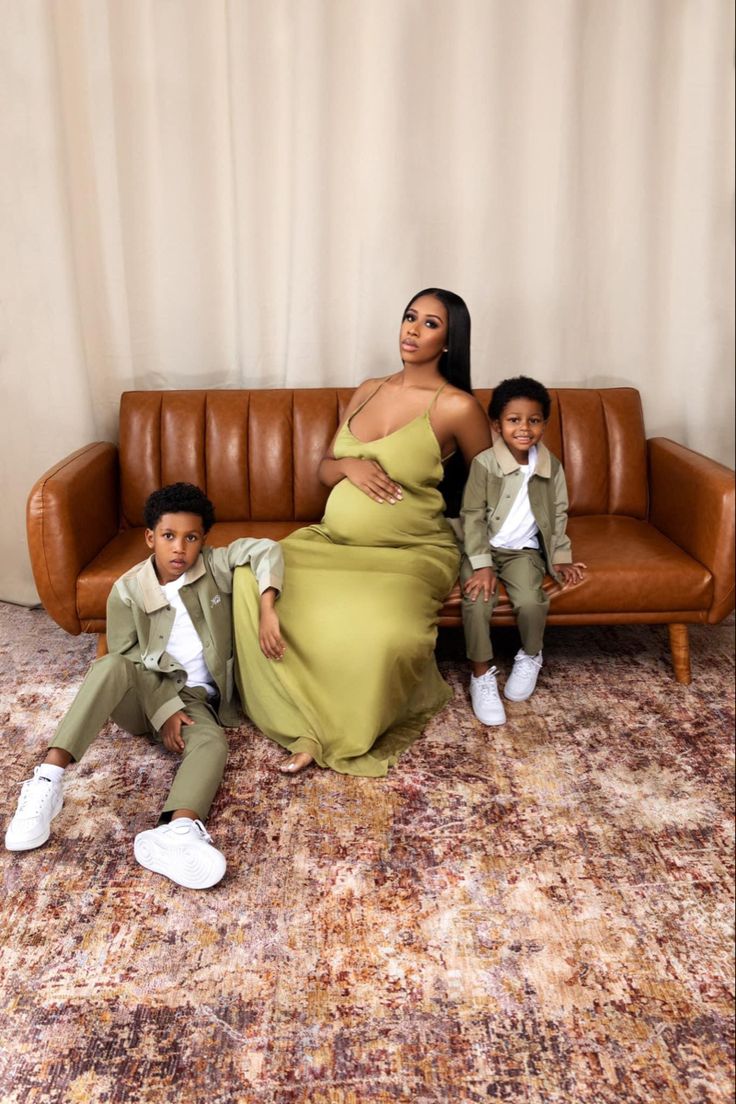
[[50, 654, 228, 821], [461, 548, 549, 662]]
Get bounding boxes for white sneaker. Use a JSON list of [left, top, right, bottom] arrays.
[[5, 766, 64, 851], [470, 667, 506, 726], [134, 818, 226, 889], [504, 649, 544, 701]]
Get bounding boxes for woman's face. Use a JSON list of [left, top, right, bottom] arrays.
[[399, 295, 448, 368]]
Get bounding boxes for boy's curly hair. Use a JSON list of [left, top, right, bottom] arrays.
[[489, 376, 551, 421], [143, 483, 215, 533]]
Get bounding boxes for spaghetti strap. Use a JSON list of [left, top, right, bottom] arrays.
[[347, 378, 390, 427], [427, 382, 448, 414]]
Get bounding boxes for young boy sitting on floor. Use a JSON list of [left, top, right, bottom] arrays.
[[5, 482, 285, 889], [461, 376, 586, 726]]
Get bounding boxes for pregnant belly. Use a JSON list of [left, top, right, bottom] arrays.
[[322, 480, 444, 547]]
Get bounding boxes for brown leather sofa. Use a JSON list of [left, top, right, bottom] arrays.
[[27, 387, 735, 684]]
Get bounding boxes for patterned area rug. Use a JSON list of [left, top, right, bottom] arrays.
[[0, 602, 733, 1104]]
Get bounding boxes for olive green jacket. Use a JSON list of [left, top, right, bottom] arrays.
[[460, 439, 573, 581], [107, 538, 283, 730]]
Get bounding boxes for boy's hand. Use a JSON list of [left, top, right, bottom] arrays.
[[554, 562, 587, 587], [259, 587, 285, 660], [161, 710, 194, 754], [463, 567, 497, 602], [259, 606, 286, 660]]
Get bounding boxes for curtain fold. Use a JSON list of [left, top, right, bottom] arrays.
[[1, 0, 733, 603]]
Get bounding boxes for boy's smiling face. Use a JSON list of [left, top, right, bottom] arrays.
[[145, 512, 206, 585], [493, 397, 546, 465]]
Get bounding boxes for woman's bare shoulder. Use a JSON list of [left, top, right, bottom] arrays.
[[356, 374, 388, 389], [366, 373, 395, 387], [337, 376, 389, 422], [349, 375, 389, 399], [441, 385, 487, 417], [437, 386, 492, 458]]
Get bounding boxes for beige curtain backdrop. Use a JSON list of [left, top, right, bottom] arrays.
[[1, 0, 734, 605]]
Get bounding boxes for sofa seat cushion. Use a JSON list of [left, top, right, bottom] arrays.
[[441, 516, 713, 618], [77, 515, 714, 626], [76, 521, 304, 622], [550, 516, 713, 613]]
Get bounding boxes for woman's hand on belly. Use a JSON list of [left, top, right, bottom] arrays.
[[323, 480, 413, 545], [341, 458, 403, 504]]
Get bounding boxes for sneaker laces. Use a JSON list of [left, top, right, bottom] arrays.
[[514, 652, 542, 677], [192, 819, 213, 843], [476, 668, 502, 701], [16, 772, 56, 817], [168, 818, 213, 844]]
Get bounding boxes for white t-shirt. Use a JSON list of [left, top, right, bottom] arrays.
[[490, 445, 540, 551], [161, 574, 216, 695]]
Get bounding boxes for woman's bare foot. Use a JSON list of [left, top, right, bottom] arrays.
[[278, 752, 314, 775]]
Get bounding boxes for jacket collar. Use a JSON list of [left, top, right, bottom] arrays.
[[492, 436, 552, 478], [135, 553, 206, 613]]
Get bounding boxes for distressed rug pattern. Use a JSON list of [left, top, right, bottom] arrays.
[[0, 603, 733, 1103]]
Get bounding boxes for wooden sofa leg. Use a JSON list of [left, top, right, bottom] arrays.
[[96, 634, 108, 658], [668, 624, 691, 685]]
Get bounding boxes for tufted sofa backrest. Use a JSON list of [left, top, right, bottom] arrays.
[[118, 387, 648, 527]]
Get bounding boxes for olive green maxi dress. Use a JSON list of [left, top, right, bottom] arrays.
[[232, 385, 460, 777]]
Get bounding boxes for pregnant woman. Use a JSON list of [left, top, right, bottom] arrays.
[[232, 288, 491, 776]]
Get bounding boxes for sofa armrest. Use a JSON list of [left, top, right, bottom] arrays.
[[26, 443, 120, 634], [648, 437, 735, 623]]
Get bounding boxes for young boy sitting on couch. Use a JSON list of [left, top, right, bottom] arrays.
[[461, 376, 586, 726], [5, 482, 285, 889]]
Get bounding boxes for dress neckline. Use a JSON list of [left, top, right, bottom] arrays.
[[344, 412, 459, 464], [346, 378, 448, 447], [345, 408, 426, 446]]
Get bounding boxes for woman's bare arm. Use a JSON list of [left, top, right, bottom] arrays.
[[436, 391, 492, 466], [456, 396, 492, 464]]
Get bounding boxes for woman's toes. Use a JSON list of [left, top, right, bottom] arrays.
[[278, 753, 314, 775]]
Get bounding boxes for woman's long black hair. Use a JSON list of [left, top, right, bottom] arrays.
[[404, 288, 473, 516]]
